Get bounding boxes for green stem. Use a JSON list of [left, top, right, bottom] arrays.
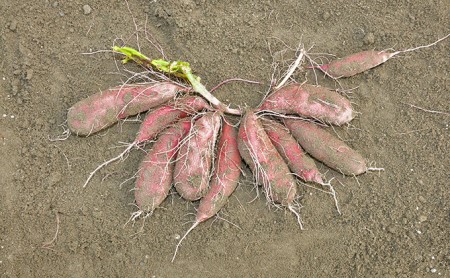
[[113, 46, 242, 115]]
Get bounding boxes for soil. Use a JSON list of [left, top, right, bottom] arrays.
[[0, 0, 449, 277]]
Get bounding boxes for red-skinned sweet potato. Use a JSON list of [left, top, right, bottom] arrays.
[[258, 83, 354, 126], [173, 112, 222, 201], [314, 50, 396, 78], [82, 95, 209, 188], [172, 120, 242, 262], [196, 120, 241, 222], [262, 118, 323, 184], [68, 82, 187, 136], [135, 119, 192, 213], [284, 118, 367, 175], [238, 111, 297, 206], [134, 95, 210, 144]]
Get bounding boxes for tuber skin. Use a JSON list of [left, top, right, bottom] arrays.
[[258, 83, 354, 126], [68, 82, 186, 136], [134, 95, 210, 144], [314, 50, 395, 79], [135, 119, 192, 213], [284, 118, 367, 176], [172, 120, 242, 262], [238, 110, 297, 206], [196, 120, 242, 222], [81, 95, 210, 188], [262, 118, 324, 184], [173, 112, 222, 201]]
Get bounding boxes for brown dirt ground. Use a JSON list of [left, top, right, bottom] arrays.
[[0, 0, 449, 277]]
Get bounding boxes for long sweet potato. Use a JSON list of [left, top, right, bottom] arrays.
[[82, 95, 209, 188], [314, 50, 395, 78], [258, 83, 354, 126], [134, 95, 210, 144], [262, 118, 323, 184], [135, 119, 192, 213], [68, 82, 186, 136], [196, 120, 241, 222], [238, 111, 297, 207], [284, 118, 367, 175], [172, 120, 242, 262], [173, 112, 222, 201]]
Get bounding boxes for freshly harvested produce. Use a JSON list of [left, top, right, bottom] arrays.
[[311, 34, 450, 78], [68, 82, 186, 136], [238, 111, 302, 227], [82, 95, 210, 188], [135, 119, 192, 213], [262, 118, 323, 184], [173, 112, 222, 201], [313, 50, 396, 78], [66, 36, 447, 258], [258, 83, 354, 126], [284, 118, 367, 176], [172, 120, 241, 261], [197, 120, 241, 221], [133, 95, 210, 144]]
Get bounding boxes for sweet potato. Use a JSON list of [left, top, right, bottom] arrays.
[[314, 50, 396, 79], [258, 83, 354, 126], [134, 95, 210, 144], [173, 112, 222, 201], [284, 118, 367, 175], [68, 82, 186, 136], [238, 111, 297, 207], [262, 118, 323, 184], [196, 120, 241, 222], [134, 119, 192, 213], [172, 120, 241, 262], [82, 95, 209, 188], [313, 34, 450, 78]]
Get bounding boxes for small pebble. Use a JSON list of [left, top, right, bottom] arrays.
[[26, 69, 33, 80], [9, 20, 17, 32], [363, 32, 375, 45], [387, 225, 397, 234], [83, 4, 92, 15], [52, 1, 58, 8], [322, 11, 330, 20], [418, 195, 426, 203], [48, 172, 62, 186], [418, 215, 427, 222]]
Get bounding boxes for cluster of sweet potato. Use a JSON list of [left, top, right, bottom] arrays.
[[67, 49, 395, 226]]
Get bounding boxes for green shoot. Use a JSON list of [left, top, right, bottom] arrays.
[[112, 46, 242, 115]]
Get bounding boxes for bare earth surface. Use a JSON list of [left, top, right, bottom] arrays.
[[0, 0, 449, 277]]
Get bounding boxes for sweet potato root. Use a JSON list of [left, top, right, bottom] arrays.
[[284, 118, 367, 175], [173, 112, 222, 201], [262, 118, 323, 184], [172, 120, 242, 262], [82, 95, 209, 188], [197, 120, 241, 222], [68, 82, 186, 136], [238, 111, 297, 207], [314, 50, 395, 78], [135, 95, 210, 144], [135, 119, 192, 213], [258, 83, 354, 126]]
